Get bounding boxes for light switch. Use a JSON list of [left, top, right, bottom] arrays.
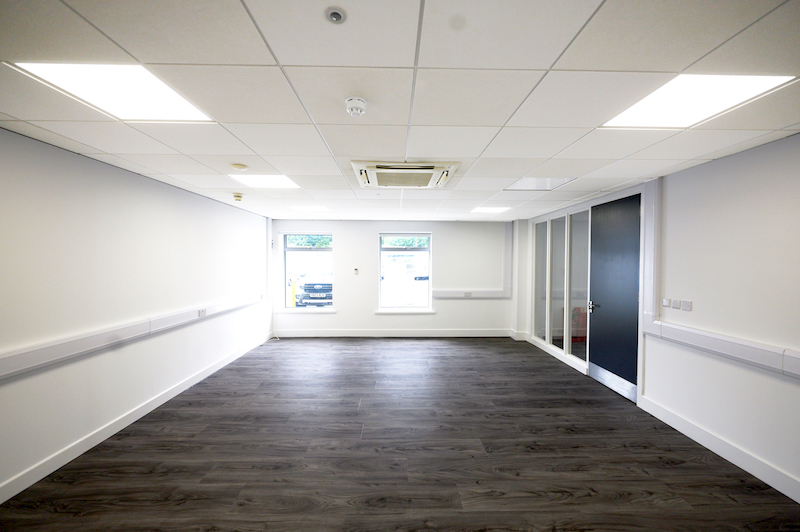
[[681, 300, 692, 311], [671, 299, 681, 309], [662, 298, 671, 307]]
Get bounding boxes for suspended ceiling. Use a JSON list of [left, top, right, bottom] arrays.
[[1, 0, 798, 221]]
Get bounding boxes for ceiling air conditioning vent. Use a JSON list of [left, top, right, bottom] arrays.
[[352, 162, 459, 189]]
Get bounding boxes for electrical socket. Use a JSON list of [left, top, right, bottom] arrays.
[[681, 300, 692, 311], [198, 309, 207, 318], [671, 299, 681, 309]]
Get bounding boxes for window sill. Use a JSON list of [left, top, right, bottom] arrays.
[[375, 308, 436, 315], [275, 307, 337, 314]]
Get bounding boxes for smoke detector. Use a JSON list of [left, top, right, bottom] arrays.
[[345, 97, 366, 117]]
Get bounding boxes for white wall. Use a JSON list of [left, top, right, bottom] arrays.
[[272, 219, 514, 337], [640, 133, 800, 502], [0, 130, 271, 502]]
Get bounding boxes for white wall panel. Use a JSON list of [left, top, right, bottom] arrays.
[[0, 129, 270, 502]]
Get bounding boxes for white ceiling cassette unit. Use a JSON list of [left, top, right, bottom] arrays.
[[351, 161, 459, 189]]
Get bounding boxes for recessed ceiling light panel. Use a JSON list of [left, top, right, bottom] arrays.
[[604, 74, 794, 128], [15, 63, 210, 121]]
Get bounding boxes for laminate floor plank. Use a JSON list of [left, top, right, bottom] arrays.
[[1, 337, 798, 531]]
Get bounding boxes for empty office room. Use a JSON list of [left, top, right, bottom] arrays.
[[1, 1, 800, 530]]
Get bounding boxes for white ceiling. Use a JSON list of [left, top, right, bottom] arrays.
[[1, 0, 798, 221]]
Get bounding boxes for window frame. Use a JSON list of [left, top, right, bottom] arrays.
[[283, 233, 334, 310], [378, 232, 432, 310]]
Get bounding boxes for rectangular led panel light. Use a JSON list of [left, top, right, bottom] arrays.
[[16, 63, 210, 121], [228, 174, 299, 188], [604, 74, 794, 128]]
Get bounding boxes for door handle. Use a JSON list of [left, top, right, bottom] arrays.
[[588, 300, 597, 313]]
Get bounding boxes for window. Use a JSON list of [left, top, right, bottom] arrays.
[[379, 233, 431, 309], [284, 234, 333, 308]]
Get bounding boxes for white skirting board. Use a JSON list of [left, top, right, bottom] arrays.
[[638, 396, 800, 504], [0, 340, 264, 504]]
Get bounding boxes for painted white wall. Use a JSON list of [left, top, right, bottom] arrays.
[[272, 219, 514, 336], [641, 133, 800, 502], [0, 130, 270, 502]]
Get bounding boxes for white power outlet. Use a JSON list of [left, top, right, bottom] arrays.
[[671, 299, 681, 309], [198, 309, 207, 318], [681, 300, 693, 311]]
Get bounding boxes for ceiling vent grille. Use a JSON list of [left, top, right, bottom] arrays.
[[352, 162, 459, 189]]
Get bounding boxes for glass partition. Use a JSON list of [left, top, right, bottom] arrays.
[[569, 211, 590, 359], [550, 217, 566, 349], [534, 222, 547, 341]]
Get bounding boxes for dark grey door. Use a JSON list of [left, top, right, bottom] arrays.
[[588, 194, 640, 401]]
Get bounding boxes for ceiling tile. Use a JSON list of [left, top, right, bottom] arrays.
[[401, 189, 452, 199], [406, 126, 499, 158], [438, 199, 483, 210], [490, 191, 549, 201], [288, 176, 353, 191], [114, 154, 218, 175], [482, 127, 591, 158], [317, 125, 408, 158], [130, 123, 255, 155], [696, 80, 800, 130], [258, 189, 314, 200], [0, 0, 133, 62], [190, 155, 282, 176], [584, 159, 688, 180], [508, 71, 674, 128], [173, 175, 242, 189], [555, 0, 783, 71], [223, 124, 329, 156], [65, 0, 273, 65], [555, 129, 678, 159], [85, 154, 162, 175], [536, 189, 595, 201], [412, 69, 544, 126], [148, 65, 309, 124], [30, 121, 176, 154], [264, 156, 343, 176], [285, 67, 413, 125], [464, 158, 546, 178], [687, 0, 800, 75], [418, 0, 602, 69], [0, 121, 100, 154], [526, 158, 615, 178], [246, 0, 420, 67], [307, 189, 358, 199], [454, 177, 518, 190], [402, 199, 444, 208], [629, 129, 767, 160], [0, 66, 115, 122], [354, 189, 402, 200], [556, 177, 637, 191], [445, 190, 497, 200]]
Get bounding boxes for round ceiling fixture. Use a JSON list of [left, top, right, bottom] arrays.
[[325, 7, 346, 24], [231, 163, 248, 171], [345, 97, 366, 117]]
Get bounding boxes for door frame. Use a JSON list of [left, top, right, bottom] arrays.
[[527, 179, 661, 403]]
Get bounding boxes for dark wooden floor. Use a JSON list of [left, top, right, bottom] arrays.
[[1, 337, 799, 531]]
